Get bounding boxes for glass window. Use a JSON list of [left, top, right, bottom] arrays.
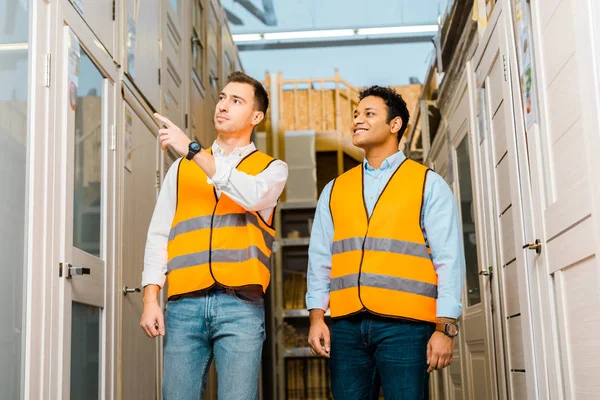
[[70, 302, 101, 399], [73, 51, 104, 257], [192, 0, 204, 82], [456, 136, 481, 306], [170, 0, 179, 13], [0, 1, 29, 397]]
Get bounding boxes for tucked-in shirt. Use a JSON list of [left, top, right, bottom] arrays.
[[142, 141, 288, 288], [306, 151, 465, 319]]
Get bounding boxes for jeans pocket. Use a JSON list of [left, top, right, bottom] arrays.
[[228, 287, 264, 307]]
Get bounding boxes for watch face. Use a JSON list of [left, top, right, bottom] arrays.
[[446, 323, 459, 337], [190, 142, 201, 152]]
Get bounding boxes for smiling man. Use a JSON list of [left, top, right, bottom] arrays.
[[139, 71, 288, 400], [306, 86, 465, 399]]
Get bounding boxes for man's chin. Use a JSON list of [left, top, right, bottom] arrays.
[[352, 138, 366, 148]]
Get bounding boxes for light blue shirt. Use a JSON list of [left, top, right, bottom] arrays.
[[306, 151, 465, 319]]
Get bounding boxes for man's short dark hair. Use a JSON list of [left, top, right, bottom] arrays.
[[226, 71, 269, 115], [359, 86, 410, 143]]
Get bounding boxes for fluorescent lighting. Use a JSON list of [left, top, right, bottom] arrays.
[[357, 25, 439, 36], [232, 25, 439, 44], [0, 43, 28, 51], [263, 29, 355, 40], [232, 34, 263, 42]]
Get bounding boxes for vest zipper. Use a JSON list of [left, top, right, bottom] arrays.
[[356, 221, 370, 313]]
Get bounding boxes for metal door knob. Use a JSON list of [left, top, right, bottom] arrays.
[[123, 286, 141, 296], [523, 239, 542, 254]]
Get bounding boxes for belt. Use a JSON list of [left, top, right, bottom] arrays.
[[168, 284, 263, 302]]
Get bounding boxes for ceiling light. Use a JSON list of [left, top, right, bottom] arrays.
[[357, 25, 438, 36], [0, 43, 28, 51], [232, 34, 263, 42], [263, 29, 355, 40]]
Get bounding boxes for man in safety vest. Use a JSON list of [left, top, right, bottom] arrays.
[[306, 85, 465, 399], [140, 71, 288, 400]]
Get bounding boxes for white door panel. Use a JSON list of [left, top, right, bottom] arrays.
[[162, 0, 185, 129], [52, 18, 117, 399], [126, 0, 161, 110], [121, 99, 160, 400]]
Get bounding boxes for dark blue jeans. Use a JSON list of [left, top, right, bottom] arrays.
[[329, 313, 435, 400]]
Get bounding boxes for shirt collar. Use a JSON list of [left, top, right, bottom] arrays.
[[211, 141, 256, 158], [363, 151, 406, 172]]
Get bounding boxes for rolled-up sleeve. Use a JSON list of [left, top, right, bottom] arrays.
[[422, 171, 466, 319], [306, 181, 335, 311]]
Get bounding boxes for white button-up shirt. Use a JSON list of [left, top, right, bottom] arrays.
[[142, 141, 288, 288]]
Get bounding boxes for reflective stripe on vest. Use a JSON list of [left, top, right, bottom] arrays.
[[166, 150, 276, 298], [329, 158, 438, 323]]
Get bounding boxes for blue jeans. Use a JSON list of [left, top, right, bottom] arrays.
[[162, 287, 265, 400], [330, 313, 435, 400]]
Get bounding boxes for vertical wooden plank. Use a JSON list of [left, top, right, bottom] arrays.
[[293, 83, 298, 130], [262, 70, 273, 155], [335, 70, 344, 175], [321, 80, 326, 131], [278, 72, 285, 163], [308, 81, 312, 128]]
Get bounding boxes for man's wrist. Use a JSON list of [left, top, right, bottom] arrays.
[[309, 309, 326, 323], [435, 317, 459, 338], [143, 284, 160, 304]]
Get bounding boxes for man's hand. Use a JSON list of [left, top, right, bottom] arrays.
[[427, 331, 454, 373], [307, 309, 330, 358], [154, 113, 191, 157], [140, 285, 165, 338]]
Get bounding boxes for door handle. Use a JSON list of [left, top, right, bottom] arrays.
[[123, 286, 141, 296], [523, 239, 542, 254], [66, 266, 91, 279], [479, 266, 493, 277]]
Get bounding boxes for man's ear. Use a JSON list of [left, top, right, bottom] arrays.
[[390, 116, 403, 135], [251, 111, 265, 126]]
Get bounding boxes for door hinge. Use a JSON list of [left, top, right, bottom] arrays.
[[112, 0, 116, 21], [45, 53, 51, 87], [185, 113, 188, 129], [156, 170, 160, 188], [110, 124, 116, 151], [158, 68, 161, 85], [503, 55, 508, 82]]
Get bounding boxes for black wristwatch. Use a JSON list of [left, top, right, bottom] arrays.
[[186, 141, 201, 160], [436, 321, 459, 338]]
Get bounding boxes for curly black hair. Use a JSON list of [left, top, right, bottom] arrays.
[[359, 86, 409, 143]]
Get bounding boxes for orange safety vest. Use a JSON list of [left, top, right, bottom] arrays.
[[166, 150, 277, 298], [329, 159, 438, 323]]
